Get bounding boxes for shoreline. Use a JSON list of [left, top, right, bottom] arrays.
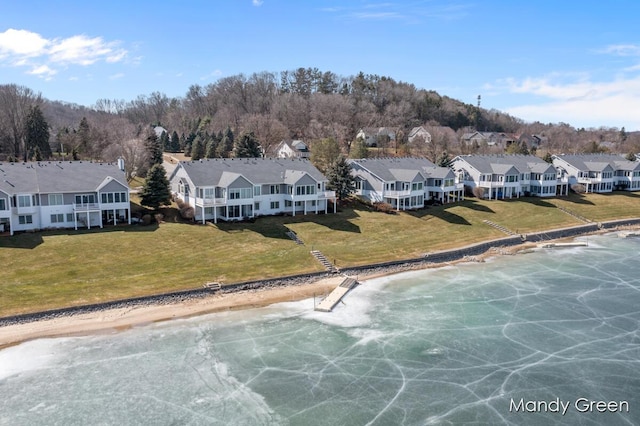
[[1, 221, 639, 348]]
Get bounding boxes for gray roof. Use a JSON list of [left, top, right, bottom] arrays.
[[348, 157, 453, 181], [0, 161, 127, 195], [554, 154, 638, 171], [174, 158, 327, 187], [454, 154, 556, 175]]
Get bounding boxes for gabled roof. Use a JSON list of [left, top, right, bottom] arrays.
[[348, 157, 452, 182], [554, 154, 638, 172], [454, 154, 556, 175], [0, 161, 127, 195], [174, 158, 326, 187]]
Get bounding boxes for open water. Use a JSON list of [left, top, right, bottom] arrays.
[[1, 233, 639, 425]]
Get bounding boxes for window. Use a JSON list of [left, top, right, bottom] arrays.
[[18, 195, 31, 208], [75, 194, 96, 205], [51, 214, 64, 223], [254, 186, 261, 196], [295, 185, 316, 196], [67, 213, 74, 222], [254, 202, 260, 210], [285, 200, 292, 207], [269, 185, 280, 194], [49, 194, 64, 206], [228, 188, 252, 199], [270, 201, 280, 209], [228, 205, 241, 218], [411, 182, 423, 191], [0, 199, 5, 211], [18, 215, 33, 225]]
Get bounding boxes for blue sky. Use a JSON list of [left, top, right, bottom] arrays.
[[2, 1, 640, 130]]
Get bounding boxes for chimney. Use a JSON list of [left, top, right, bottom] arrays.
[[117, 157, 125, 172]]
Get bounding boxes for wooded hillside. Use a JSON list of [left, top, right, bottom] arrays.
[[1, 68, 638, 175]]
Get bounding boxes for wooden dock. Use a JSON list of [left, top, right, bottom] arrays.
[[315, 277, 358, 312]]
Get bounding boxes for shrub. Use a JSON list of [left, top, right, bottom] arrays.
[[154, 213, 164, 223], [180, 205, 195, 220], [373, 201, 396, 214], [472, 186, 485, 198], [571, 184, 586, 194], [141, 214, 152, 226]]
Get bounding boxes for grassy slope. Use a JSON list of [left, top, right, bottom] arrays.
[[1, 192, 638, 317]]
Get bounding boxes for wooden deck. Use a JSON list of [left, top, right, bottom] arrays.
[[315, 277, 358, 312]]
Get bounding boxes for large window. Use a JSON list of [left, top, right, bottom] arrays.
[[295, 185, 316, 196], [48, 194, 64, 206], [228, 188, 252, 199], [270, 201, 280, 209], [75, 194, 96, 205], [0, 199, 5, 210], [269, 185, 280, 194], [101, 192, 128, 203], [18, 195, 31, 208]]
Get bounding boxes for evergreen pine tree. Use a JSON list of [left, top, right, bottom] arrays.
[[170, 131, 180, 152], [77, 117, 90, 155], [217, 126, 234, 158], [326, 156, 356, 201], [159, 130, 169, 152], [146, 131, 163, 167], [205, 135, 218, 158], [191, 135, 204, 160], [543, 152, 553, 163], [435, 150, 452, 168], [140, 164, 172, 210], [233, 131, 262, 158], [24, 104, 51, 160]]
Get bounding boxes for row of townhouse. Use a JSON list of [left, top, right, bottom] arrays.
[[3, 153, 639, 237], [348, 157, 464, 210], [452, 153, 640, 199], [0, 160, 131, 236], [452, 154, 569, 199], [552, 154, 640, 193], [168, 158, 337, 224]]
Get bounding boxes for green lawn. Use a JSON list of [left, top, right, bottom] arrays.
[[0, 193, 638, 317]]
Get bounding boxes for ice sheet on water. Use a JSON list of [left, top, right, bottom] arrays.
[[0, 338, 67, 380]]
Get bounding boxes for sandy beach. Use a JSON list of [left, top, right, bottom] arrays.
[[0, 275, 349, 348]]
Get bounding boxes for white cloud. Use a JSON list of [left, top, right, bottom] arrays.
[[499, 73, 640, 130], [599, 44, 640, 57], [0, 28, 128, 78], [0, 29, 49, 58], [28, 64, 56, 76], [109, 73, 125, 80], [252, 0, 263, 6]]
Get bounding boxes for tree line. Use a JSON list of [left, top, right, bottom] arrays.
[[1, 68, 639, 177]]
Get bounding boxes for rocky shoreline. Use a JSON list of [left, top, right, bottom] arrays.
[[1, 217, 639, 328]]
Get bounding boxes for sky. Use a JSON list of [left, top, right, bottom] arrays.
[[1, 0, 640, 131]]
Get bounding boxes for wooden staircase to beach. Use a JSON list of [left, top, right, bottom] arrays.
[[311, 250, 338, 273], [483, 220, 517, 236]]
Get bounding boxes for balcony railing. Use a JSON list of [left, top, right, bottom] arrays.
[[384, 190, 411, 197], [317, 190, 336, 199], [73, 203, 100, 211], [196, 197, 227, 206]]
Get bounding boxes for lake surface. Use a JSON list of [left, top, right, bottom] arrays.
[[1, 233, 639, 425]]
